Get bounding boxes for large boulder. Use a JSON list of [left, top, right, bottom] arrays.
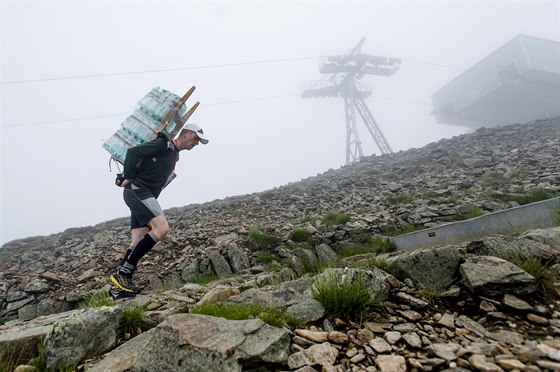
[[286, 298, 325, 323], [384, 245, 463, 291], [520, 226, 560, 249], [466, 234, 560, 263], [87, 328, 155, 372], [460, 256, 536, 298], [227, 244, 250, 273], [226, 287, 301, 309], [134, 314, 290, 371], [44, 306, 123, 370], [0, 310, 79, 366], [209, 250, 233, 278]]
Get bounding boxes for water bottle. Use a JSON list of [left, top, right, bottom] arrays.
[[122, 113, 156, 142], [116, 128, 142, 147], [102, 135, 129, 163]]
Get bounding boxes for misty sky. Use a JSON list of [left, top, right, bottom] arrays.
[[1, 1, 558, 245]]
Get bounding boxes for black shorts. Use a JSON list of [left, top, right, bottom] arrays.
[[123, 183, 164, 229]]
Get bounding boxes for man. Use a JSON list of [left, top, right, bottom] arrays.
[[110, 123, 208, 295]]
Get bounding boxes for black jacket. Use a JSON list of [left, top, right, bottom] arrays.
[[123, 132, 178, 197]]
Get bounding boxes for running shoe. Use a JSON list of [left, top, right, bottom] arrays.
[[110, 273, 141, 294], [110, 288, 137, 300]]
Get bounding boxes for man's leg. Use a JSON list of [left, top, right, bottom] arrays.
[[123, 215, 169, 269], [113, 189, 168, 293], [117, 227, 150, 271]]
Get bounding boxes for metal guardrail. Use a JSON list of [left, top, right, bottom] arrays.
[[390, 197, 560, 251]]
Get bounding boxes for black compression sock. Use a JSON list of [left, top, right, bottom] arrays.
[[125, 231, 159, 267], [121, 246, 135, 266]]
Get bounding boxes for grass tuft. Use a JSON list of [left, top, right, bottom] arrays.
[[248, 228, 280, 250], [456, 207, 485, 220], [417, 290, 442, 306], [290, 228, 313, 243], [367, 256, 389, 270], [504, 252, 558, 300], [386, 194, 413, 205], [190, 303, 303, 328], [28, 343, 77, 372], [256, 251, 275, 264], [157, 278, 177, 293], [311, 271, 379, 320], [122, 305, 146, 337], [79, 290, 112, 309], [301, 258, 342, 275], [340, 236, 396, 257], [321, 212, 351, 227], [188, 274, 219, 285]]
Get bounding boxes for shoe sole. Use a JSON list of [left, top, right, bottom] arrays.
[[110, 290, 137, 300], [110, 274, 140, 294]]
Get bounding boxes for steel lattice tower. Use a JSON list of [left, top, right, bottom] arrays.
[[302, 38, 401, 164]]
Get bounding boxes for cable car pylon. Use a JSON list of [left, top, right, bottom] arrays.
[[302, 38, 401, 164]]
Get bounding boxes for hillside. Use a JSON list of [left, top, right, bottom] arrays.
[[1, 117, 558, 294], [0, 117, 559, 371]]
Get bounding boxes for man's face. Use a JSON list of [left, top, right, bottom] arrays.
[[183, 131, 200, 150]]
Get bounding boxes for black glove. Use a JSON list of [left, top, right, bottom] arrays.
[[115, 173, 126, 186]]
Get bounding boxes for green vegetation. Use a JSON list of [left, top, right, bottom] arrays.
[[290, 228, 313, 243], [311, 271, 380, 320], [190, 303, 303, 328], [457, 207, 485, 220], [339, 244, 376, 257], [366, 256, 389, 270], [481, 172, 508, 187], [463, 187, 475, 196], [385, 224, 424, 236], [374, 236, 397, 252], [29, 343, 47, 372], [79, 290, 112, 309], [485, 188, 556, 205], [504, 252, 558, 300], [0, 348, 17, 372], [29, 343, 76, 372], [297, 215, 317, 224], [349, 256, 389, 270], [188, 274, 219, 285], [422, 190, 439, 198], [256, 251, 275, 264], [417, 290, 442, 306], [122, 305, 146, 337], [441, 196, 458, 204], [386, 193, 413, 205], [340, 236, 396, 256], [321, 212, 351, 227], [281, 241, 312, 251], [301, 258, 342, 275], [157, 278, 177, 293], [508, 188, 556, 205], [248, 228, 280, 250], [264, 261, 285, 273], [554, 206, 560, 226]]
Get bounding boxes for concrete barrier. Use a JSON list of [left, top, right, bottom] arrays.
[[391, 197, 560, 251]]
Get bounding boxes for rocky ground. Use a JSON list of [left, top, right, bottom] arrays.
[[0, 117, 559, 371]]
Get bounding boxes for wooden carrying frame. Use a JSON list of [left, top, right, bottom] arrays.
[[150, 85, 200, 140]]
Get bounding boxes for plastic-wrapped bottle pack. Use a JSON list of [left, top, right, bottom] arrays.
[[102, 87, 186, 163]]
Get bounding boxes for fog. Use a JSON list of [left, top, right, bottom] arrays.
[[1, 1, 558, 245]]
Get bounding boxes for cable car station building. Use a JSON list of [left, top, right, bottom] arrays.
[[431, 35, 560, 128]]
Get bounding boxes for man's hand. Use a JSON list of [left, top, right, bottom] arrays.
[[115, 173, 133, 187]]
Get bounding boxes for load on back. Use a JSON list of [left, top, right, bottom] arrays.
[[102, 86, 199, 164]]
